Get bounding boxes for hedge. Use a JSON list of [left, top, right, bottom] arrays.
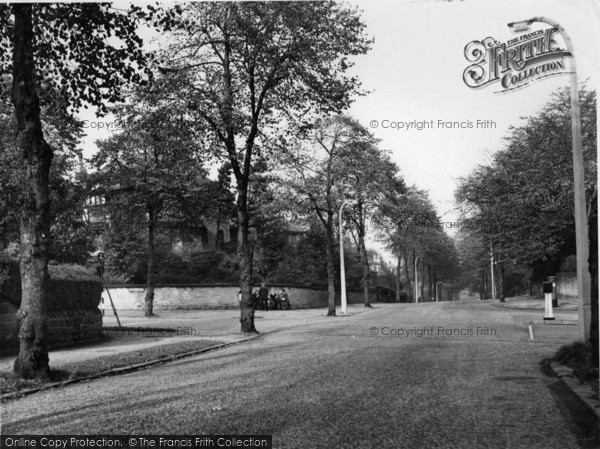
[[0, 254, 101, 311]]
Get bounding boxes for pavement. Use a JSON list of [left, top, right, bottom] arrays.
[[488, 295, 579, 311], [0, 305, 369, 373]]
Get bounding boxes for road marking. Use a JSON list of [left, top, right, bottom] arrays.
[[528, 325, 534, 341]]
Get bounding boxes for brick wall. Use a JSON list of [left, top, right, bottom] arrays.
[[0, 301, 103, 356]]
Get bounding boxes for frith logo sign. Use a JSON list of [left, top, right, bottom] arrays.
[[463, 26, 571, 93]]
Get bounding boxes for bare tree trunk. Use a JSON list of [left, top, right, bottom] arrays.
[[420, 261, 425, 302], [237, 185, 256, 333], [144, 205, 156, 317], [427, 264, 432, 301], [396, 254, 402, 302], [497, 261, 505, 303], [402, 250, 411, 302], [325, 219, 336, 316], [588, 194, 598, 366], [11, 4, 52, 380], [482, 268, 488, 300]]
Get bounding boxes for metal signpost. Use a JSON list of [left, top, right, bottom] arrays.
[[97, 252, 121, 328]]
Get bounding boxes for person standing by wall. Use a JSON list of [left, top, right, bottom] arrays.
[[258, 283, 269, 311]]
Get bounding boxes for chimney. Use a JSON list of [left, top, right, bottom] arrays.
[[77, 151, 87, 176]]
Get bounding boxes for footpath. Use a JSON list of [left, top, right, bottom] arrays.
[[0, 305, 375, 400], [0, 306, 363, 372], [490, 295, 599, 419]]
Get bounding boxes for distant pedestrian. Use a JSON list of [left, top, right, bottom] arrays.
[[269, 292, 279, 310], [278, 289, 290, 310], [258, 283, 269, 311]]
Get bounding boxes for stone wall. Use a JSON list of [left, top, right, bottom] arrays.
[[0, 301, 103, 356], [555, 272, 577, 300], [102, 284, 375, 310], [529, 271, 577, 300]]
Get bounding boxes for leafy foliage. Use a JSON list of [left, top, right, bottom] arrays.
[[455, 87, 596, 267], [0, 3, 155, 114], [0, 93, 93, 263], [157, 2, 372, 325], [90, 85, 209, 292]]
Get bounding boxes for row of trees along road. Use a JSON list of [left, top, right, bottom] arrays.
[[0, 2, 461, 379], [0, 2, 375, 377], [278, 115, 412, 314], [372, 186, 460, 303], [154, 2, 372, 331], [455, 87, 597, 364]]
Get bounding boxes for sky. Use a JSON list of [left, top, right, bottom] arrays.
[[345, 0, 600, 222], [78, 0, 600, 257]]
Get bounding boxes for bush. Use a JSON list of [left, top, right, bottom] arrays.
[[553, 341, 599, 384], [48, 264, 102, 310], [188, 250, 224, 276], [0, 256, 101, 311]]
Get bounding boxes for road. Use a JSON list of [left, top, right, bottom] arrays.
[[2, 300, 597, 448]]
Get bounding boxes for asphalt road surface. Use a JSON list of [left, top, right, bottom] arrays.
[[2, 300, 598, 448]]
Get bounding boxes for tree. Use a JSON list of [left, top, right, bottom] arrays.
[[248, 158, 289, 280], [374, 186, 458, 302], [337, 126, 401, 307], [0, 3, 151, 378], [0, 90, 92, 264], [91, 89, 206, 316], [456, 87, 596, 267], [282, 115, 369, 315], [456, 86, 597, 358], [160, 2, 371, 330]]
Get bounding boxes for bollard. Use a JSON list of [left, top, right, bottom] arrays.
[[542, 281, 554, 321]]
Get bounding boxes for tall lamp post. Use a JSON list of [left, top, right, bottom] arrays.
[[508, 17, 591, 341], [339, 199, 355, 314]]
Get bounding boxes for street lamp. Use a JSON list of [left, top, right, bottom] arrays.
[[339, 199, 356, 314], [508, 17, 591, 341], [414, 255, 421, 304]]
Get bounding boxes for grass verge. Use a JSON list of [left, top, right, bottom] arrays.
[[552, 341, 599, 399], [1, 337, 224, 398]]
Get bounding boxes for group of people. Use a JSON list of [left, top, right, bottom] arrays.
[[255, 284, 291, 310], [238, 284, 292, 310]]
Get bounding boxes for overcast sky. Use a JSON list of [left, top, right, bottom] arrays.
[[346, 0, 600, 221]]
